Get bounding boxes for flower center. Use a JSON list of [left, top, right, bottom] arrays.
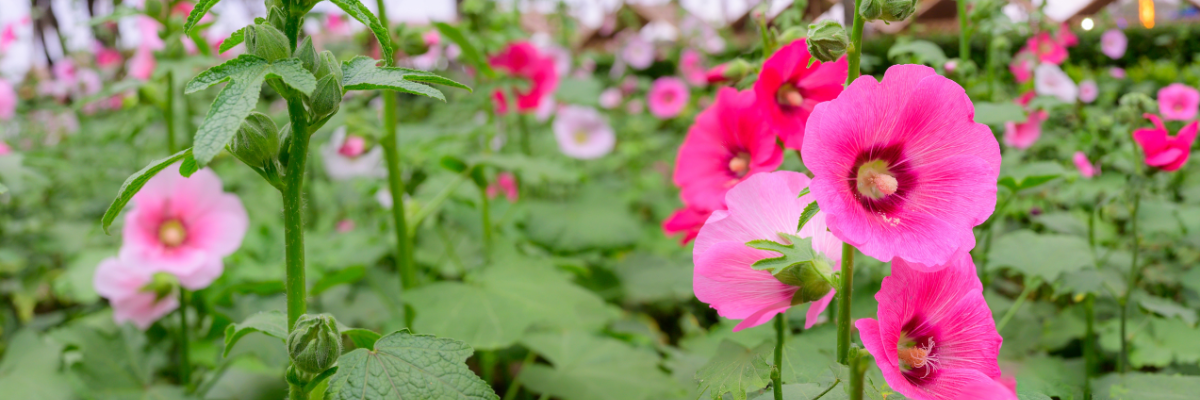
[[338, 136, 366, 158], [158, 219, 186, 248], [855, 160, 899, 199], [728, 152, 751, 177], [776, 85, 804, 108], [574, 130, 590, 144], [897, 336, 939, 377]]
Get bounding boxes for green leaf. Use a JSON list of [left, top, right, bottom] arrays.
[[327, 0, 393, 66], [1094, 373, 1200, 400], [523, 189, 641, 252], [183, 0, 221, 33], [887, 40, 947, 67], [100, 148, 192, 234], [748, 383, 848, 400], [1014, 356, 1085, 400], [613, 253, 694, 303], [340, 56, 445, 100], [311, 266, 366, 296], [745, 233, 815, 275], [433, 22, 494, 78], [341, 328, 381, 350], [0, 330, 73, 400], [185, 55, 274, 165], [519, 331, 680, 400], [223, 310, 287, 357], [179, 154, 199, 177], [219, 26, 245, 54], [269, 58, 318, 95], [1137, 293, 1197, 327], [555, 78, 603, 106], [797, 187, 810, 198], [973, 102, 1027, 125], [998, 161, 1064, 192], [388, 67, 471, 91], [797, 201, 820, 232], [988, 229, 1094, 283], [694, 340, 773, 400], [324, 329, 498, 400]]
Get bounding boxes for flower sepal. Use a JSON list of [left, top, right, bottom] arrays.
[[773, 258, 835, 304], [287, 313, 342, 374], [139, 272, 179, 302]]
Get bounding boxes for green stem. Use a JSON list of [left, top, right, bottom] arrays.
[[848, 350, 868, 400], [1084, 293, 1095, 400], [772, 314, 786, 400], [846, 0, 866, 86], [957, 0, 969, 61], [178, 290, 191, 389], [836, 243, 855, 365], [380, 92, 417, 290], [1121, 190, 1140, 374], [811, 379, 841, 400], [502, 352, 538, 400], [289, 385, 305, 400], [480, 183, 492, 261], [995, 277, 1039, 332], [283, 98, 311, 331], [516, 113, 531, 156], [480, 351, 496, 384], [165, 70, 177, 153]]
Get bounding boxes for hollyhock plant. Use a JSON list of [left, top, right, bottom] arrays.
[[553, 105, 615, 159], [680, 49, 708, 86], [1156, 83, 1200, 121], [489, 42, 559, 114], [753, 39, 847, 150], [486, 172, 519, 202], [93, 257, 180, 330], [1023, 32, 1067, 65], [663, 204, 712, 244], [648, 77, 689, 119], [673, 87, 783, 212], [1074, 152, 1099, 178], [693, 171, 843, 331], [802, 64, 1001, 269], [855, 256, 1003, 400], [1034, 63, 1077, 103], [1101, 29, 1127, 59], [1004, 106, 1048, 150], [1078, 79, 1098, 104], [321, 127, 386, 180], [120, 166, 248, 290], [128, 49, 156, 80], [958, 378, 1018, 400], [1133, 114, 1198, 172]]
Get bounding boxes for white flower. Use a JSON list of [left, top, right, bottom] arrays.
[[552, 105, 615, 159], [1034, 63, 1077, 103], [320, 127, 386, 180]]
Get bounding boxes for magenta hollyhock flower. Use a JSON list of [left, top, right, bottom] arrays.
[[1034, 63, 1077, 103], [680, 49, 708, 86], [1101, 29, 1127, 59], [489, 42, 559, 115], [673, 87, 783, 211], [753, 39, 848, 151], [120, 167, 248, 290], [1004, 92, 1046, 149], [705, 64, 728, 83], [1008, 53, 1035, 83], [0, 79, 15, 120], [802, 64, 1000, 269], [693, 171, 843, 331], [1023, 32, 1067, 65], [1078, 79, 1098, 104], [94, 257, 180, 330], [96, 46, 123, 69], [958, 378, 1018, 400], [486, 172, 519, 202], [1054, 23, 1078, 47], [1156, 83, 1200, 121], [553, 105, 615, 159], [1133, 114, 1198, 172], [1073, 151, 1099, 178], [856, 256, 1003, 400], [648, 77, 689, 119], [663, 205, 713, 244]]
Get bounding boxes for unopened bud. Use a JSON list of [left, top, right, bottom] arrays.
[[861, 0, 917, 22], [140, 272, 179, 302], [707, 59, 753, 83], [399, 28, 431, 56], [267, 6, 286, 32], [245, 24, 291, 63], [229, 112, 280, 167], [806, 21, 850, 62], [295, 37, 319, 75], [309, 74, 343, 118], [774, 260, 834, 304], [287, 314, 342, 374], [1118, 93, 1157, 123], [315, 51, 342, 82]]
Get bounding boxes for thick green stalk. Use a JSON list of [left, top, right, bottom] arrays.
[[846, 0, 866, 85], [848, 350, 868, 400], [165, 70, 177, 153], [957, 0, 969, 61], [380, 92, 417, 290], [772, 314, 786, 400], [178, 290, 191, 388], [837, 243, 855, 365], [1121, 190, 1140, 374], [283, 98, 311, 331]]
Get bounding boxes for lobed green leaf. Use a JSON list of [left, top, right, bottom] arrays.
[[223, 310, 287, 357], [694, 340, 773, 400], [341, 56, 447, 100], [100, 148, 192, 234], [324, 329, 497, 400], [269, 58, 318, 95], [219, 26, 246, 54], [188, 56, 275, 165], [327, 0, 394, 66], [184, 54, 269, 94], [746, 233, 815, 275], [184, 0, 222, 33]]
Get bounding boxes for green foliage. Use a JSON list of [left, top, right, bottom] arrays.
[[100, 148, 192, 234], [974, 102, 1027, 125], [989, 230, 1094, 283], [519, 331, 680, 400], [434, 22, 494, 77], [693, 339, 773, 400], [1094, 373, 1200, 400], [327, 0, 394, 66], [745, 233, 816, 275], [340, 56, 467, 100], [887, 40, 947, 68], [325, 330, 498, 400], [0, 331, 73, 400], [224, 310, 288, 357], [183, 0, 221, 33]]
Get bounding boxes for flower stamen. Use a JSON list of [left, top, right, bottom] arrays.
[[729, 152, 751, 177], [159, 219, 186, 248]]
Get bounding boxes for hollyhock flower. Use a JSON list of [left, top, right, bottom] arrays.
[[621, 34, 654, 70], [1109, 67, 1126, 79], [753, 39, 847, 150], [599, 87, 622, 109], [128, 48, 156, 80], [120, 166, 248, 290], [321, 127, 386, 180], [648, 77, 689, 119], [93, 257, 180, 330], [1078, 79, 1098, 104], [486, 172, 519, 202], [1034, 63, 1077, 103], [1023, 32, 1067, 65], [674, 87, 783, 211], [1156, 83, 1200, 121], [680, 50, 708, 86], [1054, 24, 1078, 47], [325, 14, 351, 36], [0, 141, 11, 155], [1004, 108, 1048, 150], [663, 204, 712, 244], [336, 219, 355, 233], [52, 60, 77, 85], [1073, 152, 1099, 178], [801, 64, 1001, 269], [0, 79, 14, 120], [705, 65, 727, 83], [1133, 114, 1198, 172], [96, 46, 122, 69], [693, 171, 844, 331], [489, 42, 559, 114], [855, 256, 1003, 400], [1101, 29, 1127, 59], [77, 69, 102, 96], [553, 105, 615, 159], [1008, 53, 1035, 83]]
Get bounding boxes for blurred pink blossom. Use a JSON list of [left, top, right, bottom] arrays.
[[0, 79, 15, 120], [1133, 114, 1197, 172], [486, 172, 519, 202], [93, 257, 180, 330], [648, 77, 688, 119], [1073, 152, 1099, 178], [621, 34, 654, 70], [1157, 83, 1200, 121], [599, 88, 622, 109], [679, 50, 707, 86], [1078, 80, 1098, 103], [553, 105, 614, 159], [1101, 29, 1127, 59]]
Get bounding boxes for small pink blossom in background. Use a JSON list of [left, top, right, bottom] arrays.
[[94, 257, 180, 330], [489, 42, 559, 115], [626, 98, 644, 114], [322, 127, 386, 180], [663, 204, 712, 244], [753, 39, 847, 151], [1133, 114, 1198, 172], [802, 64, 1001, 270], [78, 69, 102, 96], [693, 171, 843, 331], [136, 16, 165, 52], [620, 76, 639, 94], [337, 135, 366, 157], [1078, 79, 1098, 103], [1054, 23, 1078, 47], [679, 50, 708, 86], [325, 14, 351, 36], [1004, 92, 1047, 149], [128, 49, 156, 80], [621, 34, 654, 70], [120, 166, 248, 290], [0, 22, 19, 52], [598, 87, 622, 109], [96, 46, 123, 68], [1034, 63, 1077, 103], [0, 79, 15, 120], [673, 87, 782, 212], [1023, 32, 1068, 65], [1074, 152, 1099, 178], [552, 105, 615, 159], [944, 60, 958, 74], [856, 256, 1003, 400], [1156, 83, 1200, 121], [1110, 67, 1126, 79], [52, 60, 77, 85], [336, 219, 355, 233], [1009, 53, 1035, 83], [0, 141, 11, 155], [648, 77, 689, 119], [1101, 29, 1127, 59], [486, 172, 519, 202]]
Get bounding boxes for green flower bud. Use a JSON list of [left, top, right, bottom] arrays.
[[245, 24, 291, 63], [315, 51, 342, 82], [859, 0, 884, 21], [140, 272, 179, 302], [398, 28, 431, 56], [309, 75, 344, 119], [229, 112, 280, 167], [806, 21, 850, 62], [881, 0, 917, 21], [719, 58, 754, 81], [287, 314, 342, 374], [1118, 93, 1157, 123], [278, 122, 293, 168], [267, 6, 287, 32], [774, 260, 834, 304], [295, 37, 320, 75]]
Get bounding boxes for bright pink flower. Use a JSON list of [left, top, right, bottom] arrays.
[[680, 50, 708, 86], [1054, 24, 1078, 47], [693, 171, 843, 331], [338, 135, 366, 157], [120, 166, 248, 290], [705, 65, 727, 83], [128, 48, 156, 80], [326, 14, 351, 36], [1023, 32, 1067, 65], [489, 42, 559, 115], [0, 79, 15, 120], [1133, 114, 1198, 172], [856, 256, 1003, 400], [673, 87, 783, 211], [486, 172, 519, 202], [599, 87, 622, 109], [93, 257, 180, 330], [1101, 29, 1127, 59], [1156, 83, 1200, 121], [0, 23, 17, 52], [1008, 53, 1035, 83], [96, 47, 123, 69], [1110, 67, 1126, 79], [1078, 79, 1098, 104], [336, 219, 355, 233], [957, 377, 1018, 400], [1073, 151, 1099, 178], [648, 77, 689, 119], [1004, 109, 1047, 150], [137, 16, 165, 52], [663, 205, 712, 244], [802, 65, 1001, 270], [754, 39, 847, 151], [0, 141, 10, 155]]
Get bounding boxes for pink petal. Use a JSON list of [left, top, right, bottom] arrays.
[[693, 241, 797, 322]]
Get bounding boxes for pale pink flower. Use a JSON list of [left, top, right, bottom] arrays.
[[1034, 63, 1077, 103], [1133, 114, 1198, 172], [1073, 152, 1099, 178], [0, 79, 15, 120], [77, 69, 102, 96], [93, 257, 180, 330], [553, 105, 615, 159], [486, 172, 519, 202], [802, 64, 1000, 270], [1054, 23, 1078, 47], [321, 127, 386, 180], [1156, 83, 1200, 121], [856, 256, 1003, 400], [1110, 67, 1126, 79], [1008, 53, 1035, 83], [336, 219, 355, 233], [0, 141, 11, 155], [120, 166, 248, 290], [648, 77, 689, 119], [325, 14, 351, 36], [599, 87, 622, 109], [128, 48, 156, 80], [1078, 79, 1098, 103], [622, 34, 654, 70], [943, 60, 957, 74], [693, 171, 843, 331], [679, 50, 707, 86], [1101, 29, 1127, 59], [52, 60, 77, 86]]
